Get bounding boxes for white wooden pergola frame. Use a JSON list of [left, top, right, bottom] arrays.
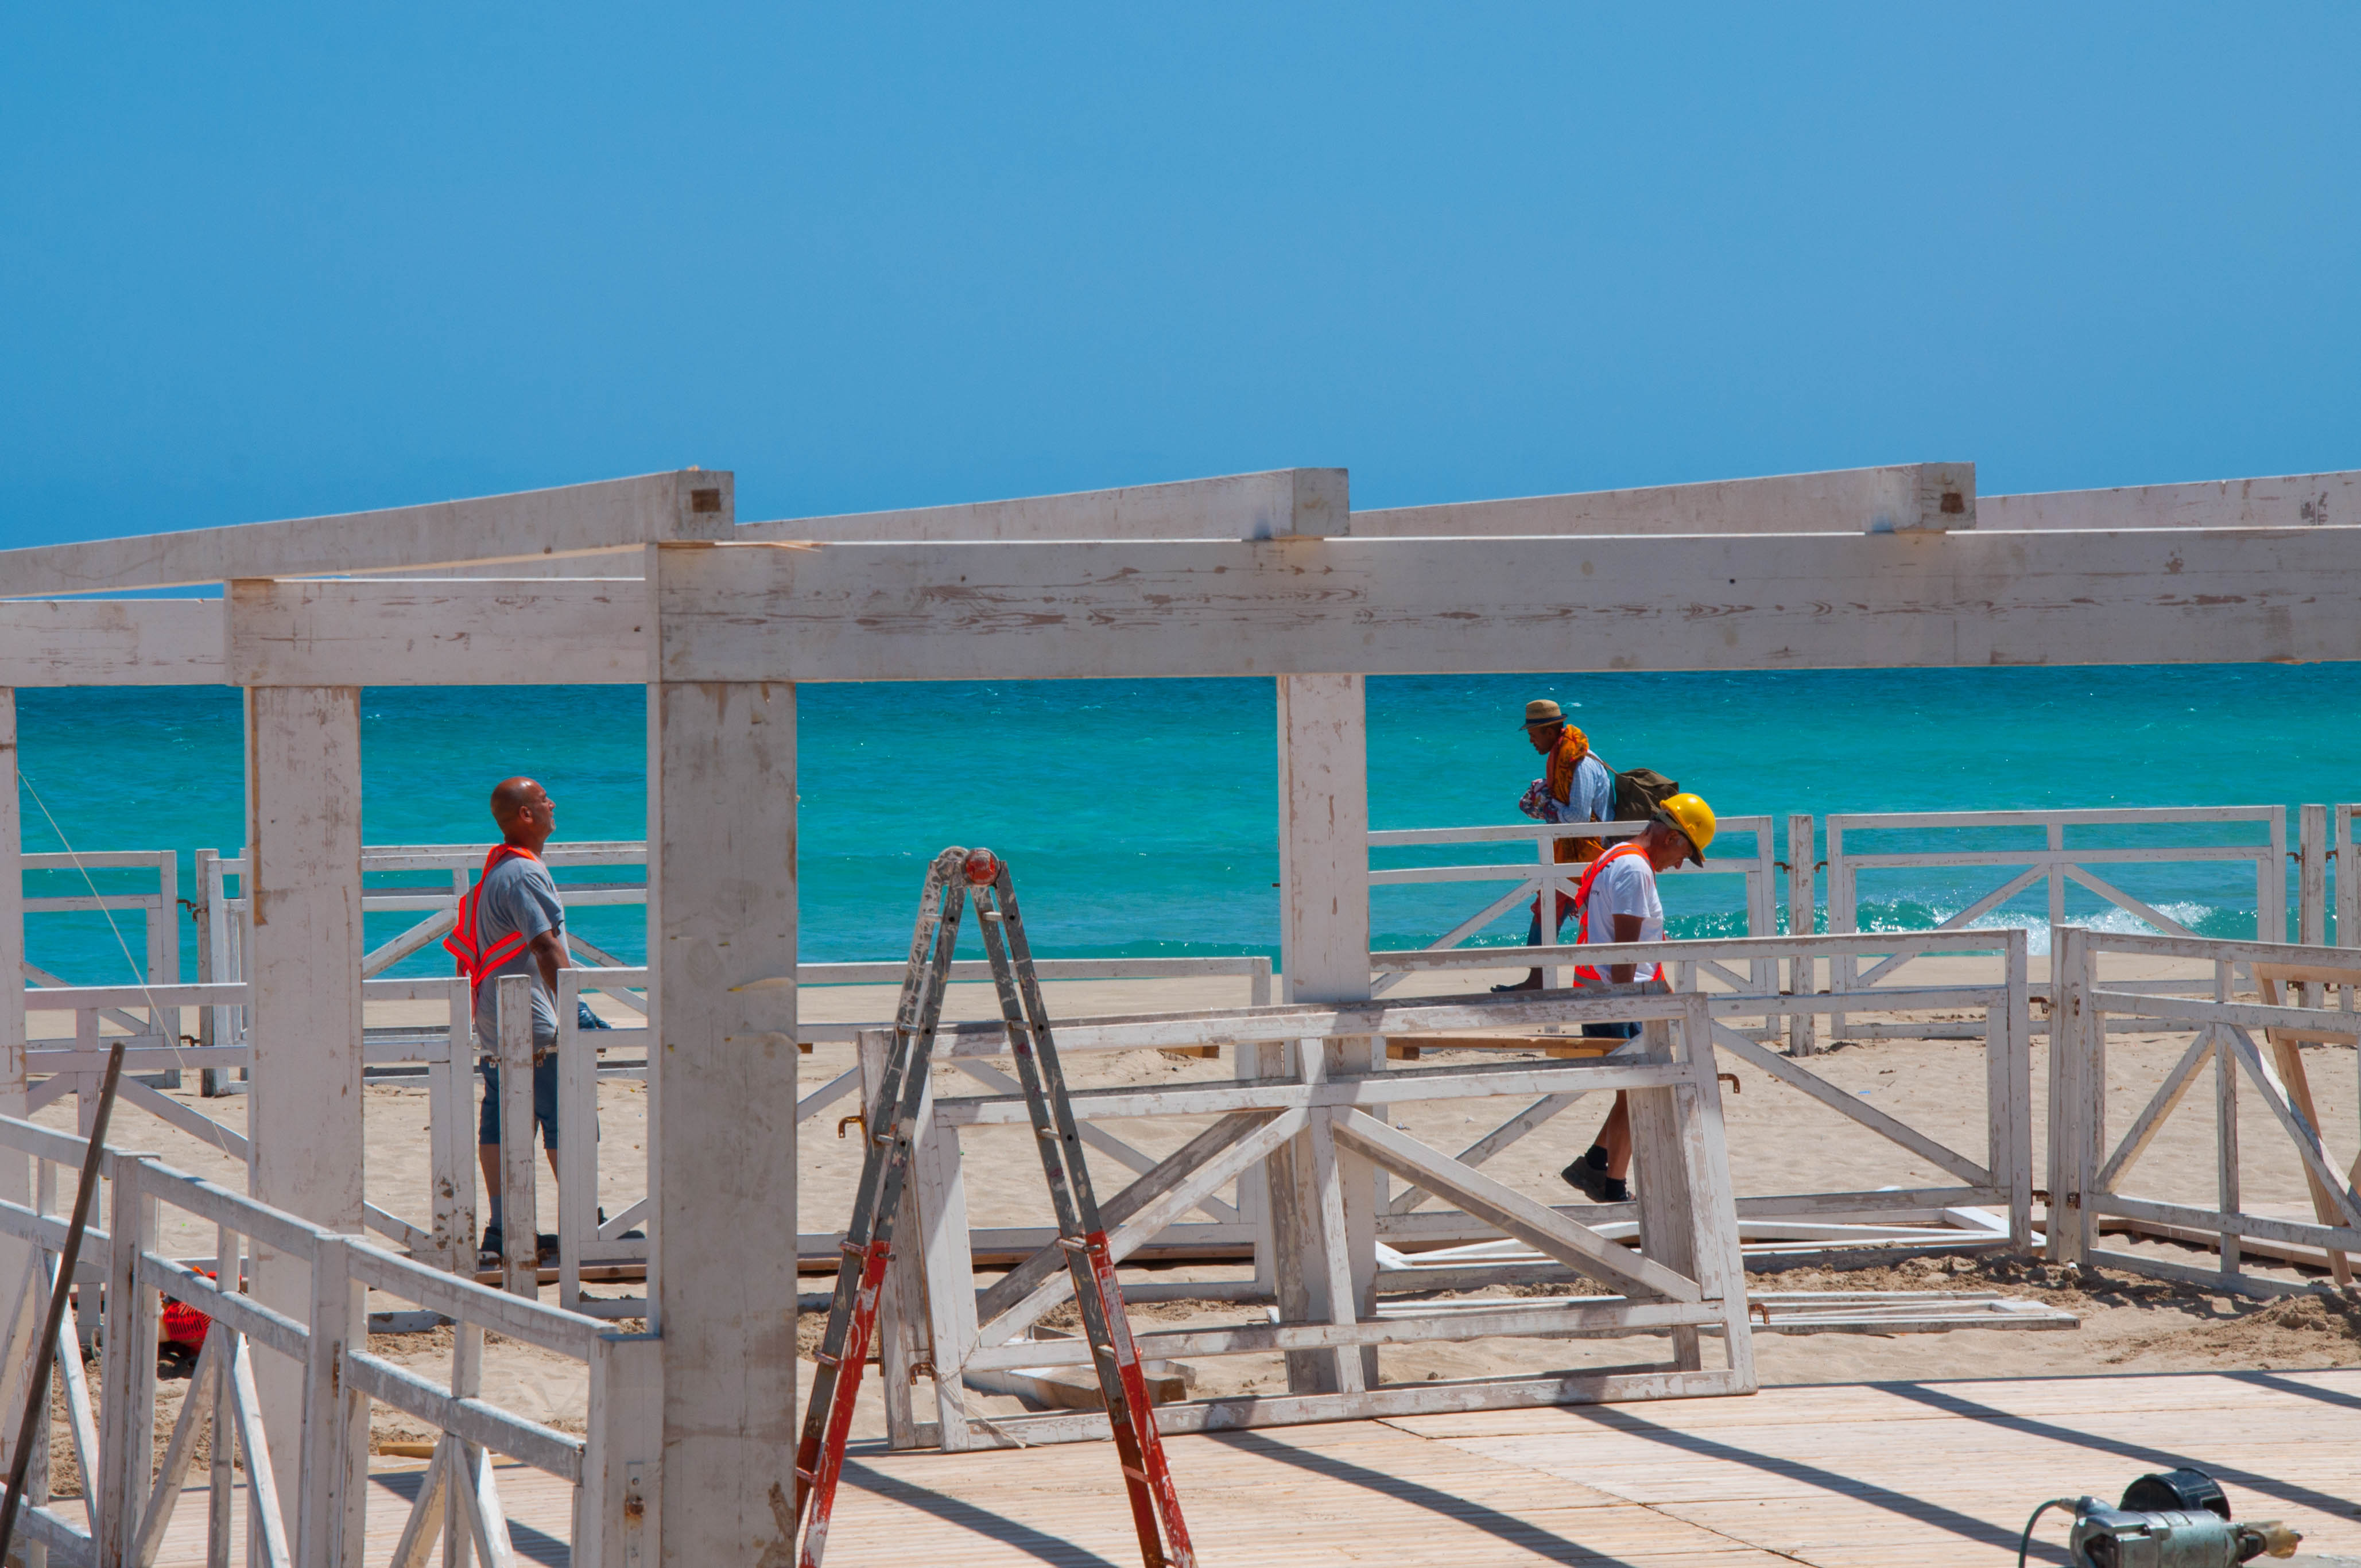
[[1, 459, 2357, 1560]]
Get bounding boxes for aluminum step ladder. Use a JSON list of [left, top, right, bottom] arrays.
[[792, 846, 1196, 1568]]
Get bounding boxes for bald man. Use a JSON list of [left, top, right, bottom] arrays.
[[467, 777, 569, 1263]]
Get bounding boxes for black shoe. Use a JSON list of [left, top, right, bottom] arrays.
[[1559, 1161, 1629, 1203], [479, 1224, 556, 1261], [1492, 972, 1546, 993]]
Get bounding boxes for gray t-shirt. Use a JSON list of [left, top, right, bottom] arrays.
[[471, 852, 567, 1050]]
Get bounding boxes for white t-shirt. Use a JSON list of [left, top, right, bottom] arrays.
[[1579, 849, 1664, 983]]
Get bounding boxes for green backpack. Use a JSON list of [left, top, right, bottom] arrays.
[[1611, 767, 1680, 822]]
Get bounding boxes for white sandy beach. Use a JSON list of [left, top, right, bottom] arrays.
[[22, 950, 2361, 1479]]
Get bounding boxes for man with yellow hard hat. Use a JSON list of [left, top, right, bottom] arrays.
[[1560, 790, 1716, 1204]]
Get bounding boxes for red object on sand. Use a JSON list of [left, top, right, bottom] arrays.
[[160, 1274, 213, 1349]]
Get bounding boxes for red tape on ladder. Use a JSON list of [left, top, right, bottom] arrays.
[[794, 1237, 893, 1568], [1082, 1231, 1196, 1568]]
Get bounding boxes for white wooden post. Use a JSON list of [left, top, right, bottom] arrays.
[[1301, 1041, 1373, 1392], [197, 849, 249, 1095], [2212, 959, 2240, 1280], [97, 1153, 160, 1565], [2046, 925, 2094, 1267], [1274, 674, 1377, 1391], [0, 689, 32, 1427], [295, 1232, 362, 1567], [906, 1074, 979, 1448], [1743, 824, 1778, 1004], [1533, 835, 1564, 991], [557, 973, 598, 1310], [2337, 805, 2356, 950], [1825, 818, 1853, 1041], [649, 673, 796, 1562], [579, 1332, 661, 1568], [242, 682, 367, 1522], [2046, 822, 2068, 985], [2001, 929, 2034, 1251], [497, 975, 540, 1297], [152, 851, 181, 1089], [1238, 1037, 1274, 1299], [2299, 805, 2328, 1004], [1785, 813, 1816, 1056], [208, 1224, 237, 1568], [448, 1323, 482, 1568], [429, 977, 475, 1275], [1625, 1018, 1703, 1371], [193, 849, 230, 1097]]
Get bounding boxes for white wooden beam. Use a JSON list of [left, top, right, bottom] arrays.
[[737, 467, 1346, 543], [1982, 468, 2361, 530], [400, 549, 645, 580], [654, 525, 2361, 683], [380, 463, 2361, 558], [1330, 1109, 1700, 1301], [226, 579, 646, 686], [0, 600, 227, 686], [0, 469, 733, 595], [648, 673, 798, 1561], [243, 685, 367, 1548], [1350, 463, 1973, 537]]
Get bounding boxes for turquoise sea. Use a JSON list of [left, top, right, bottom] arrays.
[[14, 663, 2359, 986]]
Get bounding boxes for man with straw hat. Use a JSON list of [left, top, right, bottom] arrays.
[[1498, 697, 1615, 991]]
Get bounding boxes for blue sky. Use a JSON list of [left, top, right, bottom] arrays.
[[3, 5, 2356, 546]]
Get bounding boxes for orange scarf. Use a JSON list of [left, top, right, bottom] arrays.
[[1545, 726, 1603, 865]]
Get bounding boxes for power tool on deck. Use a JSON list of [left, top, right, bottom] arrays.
[[2019, 1469, 2301, 1566]]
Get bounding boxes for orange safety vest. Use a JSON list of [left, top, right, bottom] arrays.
[[443, 844, 539, 1006], [1571, 840, 1661, 987]]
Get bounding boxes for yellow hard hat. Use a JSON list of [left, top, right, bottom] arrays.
[[1653, 793, 1716, 865]]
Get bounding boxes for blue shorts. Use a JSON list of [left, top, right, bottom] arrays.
[[1581, 1020, 1642, 1040], [479, 1057, 561, 1150]]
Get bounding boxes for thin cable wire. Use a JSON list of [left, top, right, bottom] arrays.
[[17, 766, 237, 1159], [2017, 1497, 2078, 1566]]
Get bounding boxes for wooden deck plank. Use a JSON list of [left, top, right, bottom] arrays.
[[820, 1420, 1785, 1566], [145, 1369, 2361, 1565], [1398, 1370, 2361, 1567]]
